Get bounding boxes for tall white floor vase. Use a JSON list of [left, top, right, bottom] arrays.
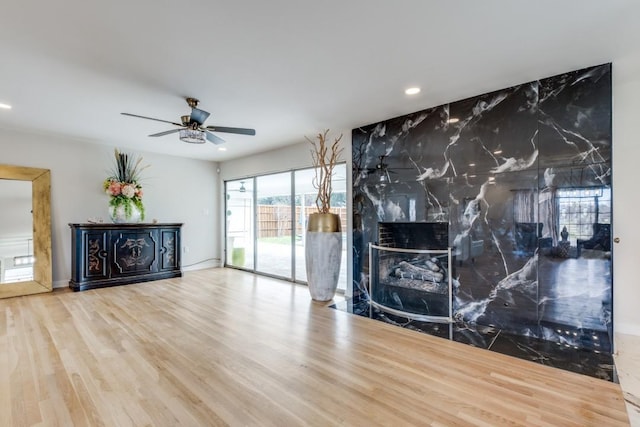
[[305, 213, 342, 301]]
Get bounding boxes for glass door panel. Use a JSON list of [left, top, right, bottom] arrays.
[[225, 179, 254, 269], [294, 168, 315, 283], [256, 172, 292, 278]]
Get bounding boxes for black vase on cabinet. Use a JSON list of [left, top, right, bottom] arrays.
[[69, 223, 182, 291]]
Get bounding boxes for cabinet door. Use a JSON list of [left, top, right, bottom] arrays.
[[159, 228, 181, 271], [111, 230, 158, 276], [79, 230, 110, 281]]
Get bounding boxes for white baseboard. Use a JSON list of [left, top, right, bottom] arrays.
[[53, 260, 221, 289], [53, 280, 68, 289], [615, 322, 640, 337], [182, 259, 221, 272]]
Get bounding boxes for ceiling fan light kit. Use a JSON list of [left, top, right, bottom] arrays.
[[121, 97, 256, 146], [179, 129, 206, 144]]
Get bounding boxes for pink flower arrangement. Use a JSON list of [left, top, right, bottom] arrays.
[[104, 149, 148, 221], [103, 179, 142, 199], [105, 180, 122, 196]]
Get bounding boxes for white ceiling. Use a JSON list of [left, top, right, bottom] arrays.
[[0, 0, 638, 162]]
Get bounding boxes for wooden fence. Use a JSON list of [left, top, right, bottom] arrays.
[[257, 205, 348, 238]]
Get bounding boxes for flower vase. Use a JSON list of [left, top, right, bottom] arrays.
[[109, 203, 143, 224]]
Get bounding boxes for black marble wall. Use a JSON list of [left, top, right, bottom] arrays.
[[352, 64, 612, 352]]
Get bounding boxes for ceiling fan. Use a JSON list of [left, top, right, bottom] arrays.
[[227, 181, 248, 193], [373, 155, 395, 184], [357, 155, 397, 183], [121, 97, 256, 145], [359, 155, 414, 184]]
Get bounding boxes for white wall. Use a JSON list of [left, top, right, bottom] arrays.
[[612, 56, 640, 336], [219, 131, 352, 181], [0, 128, 220, 287], [220, 141, 312, 181]]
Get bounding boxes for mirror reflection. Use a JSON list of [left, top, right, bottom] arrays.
[[0, 164, 51, 299], [0, 179, 33, 284]]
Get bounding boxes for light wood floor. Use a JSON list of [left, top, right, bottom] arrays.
[[0, 268, 629, 426]]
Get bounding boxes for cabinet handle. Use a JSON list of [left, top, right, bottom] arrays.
[[614, 237, 620, 243]]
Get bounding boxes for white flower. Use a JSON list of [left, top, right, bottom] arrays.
[[121, 184, 136, 198]]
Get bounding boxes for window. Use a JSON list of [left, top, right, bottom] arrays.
[[557, 187, 610, 244]]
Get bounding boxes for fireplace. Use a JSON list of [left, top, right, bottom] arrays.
[[370, 222, 453, 322], [350, 64, 614, 379], [378, 222, 448, 250]]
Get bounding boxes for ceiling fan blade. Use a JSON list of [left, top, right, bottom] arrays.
[[205, 126, 256, 136], [190, 108, 210, 125], [121, 112, 183, 127], [149, 128, 182, 137], [205, 131, 226, 145]]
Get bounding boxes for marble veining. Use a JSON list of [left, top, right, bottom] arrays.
[[351, 63, 613, 369]]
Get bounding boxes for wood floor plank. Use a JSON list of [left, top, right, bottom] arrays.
[[0, 268, 629, 426]]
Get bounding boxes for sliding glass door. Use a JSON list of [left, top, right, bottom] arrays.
[[225, 179, 254, 269], [224, 164, 347, 291], [256, 172, 292, 278], [294, 168, 316, 283]]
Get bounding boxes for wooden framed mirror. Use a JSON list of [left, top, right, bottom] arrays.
[[0, 164, 52, 298]]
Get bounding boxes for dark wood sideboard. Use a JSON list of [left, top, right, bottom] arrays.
[[69, 223, 182, 291]]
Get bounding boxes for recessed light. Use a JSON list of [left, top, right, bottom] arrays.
[[218, 147, 227, 151], [0, 103, 12, 110], [448, 118, 459, 124], [405, 87, 421, 95]]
